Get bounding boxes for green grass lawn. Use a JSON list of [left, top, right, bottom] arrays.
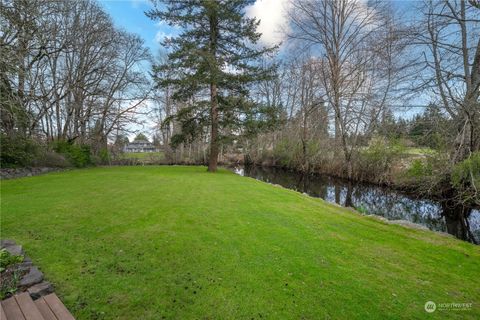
[[1, 166, 479, 319], [120, 151, 164, 160], [403, 147, 437, 156]]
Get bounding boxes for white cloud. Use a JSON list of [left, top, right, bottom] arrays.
[[246, 0, 290, 46], [153, 21, 178, 45], [155, 30, 169, 43], [131, 0, 148, 9]]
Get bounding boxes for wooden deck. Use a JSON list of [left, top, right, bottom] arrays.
[[1, 292, 74, 320]]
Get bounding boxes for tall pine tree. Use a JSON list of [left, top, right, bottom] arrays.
[[147, 0, 276, 172]]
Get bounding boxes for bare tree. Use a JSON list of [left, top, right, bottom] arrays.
[[1, 0, 151, 155], [287, 0, 411, 178], [246, 54, 329, 171], [283, 56, 327, 172], [418, 0, 480, 162], [152, 51, 176, 150]]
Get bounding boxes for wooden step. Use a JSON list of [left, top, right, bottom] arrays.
[[1, 295, 27, 320], [1, 292, 75, 320], [33, 298, 56, 320], [1, 302, 8, 320], [39, 294, 75, 320]]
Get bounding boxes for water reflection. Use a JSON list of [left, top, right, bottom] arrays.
[[233, 166, 480, 244]]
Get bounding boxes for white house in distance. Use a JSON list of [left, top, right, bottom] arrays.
[[123, 140, 158, 153]]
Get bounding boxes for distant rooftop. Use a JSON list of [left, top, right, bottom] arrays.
[[129, 140, 150, 145]]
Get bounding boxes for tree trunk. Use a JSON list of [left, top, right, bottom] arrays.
[[302, 110, 309, 173], [334, 184, 341, 204], [207, 6, 219, 172], [208, 82, 219, 172], [345, 181, 353, 207], [441, 200, 477, 244]]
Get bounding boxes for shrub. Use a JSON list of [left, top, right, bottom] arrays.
[[32, 151, 70, 168], [451, 152, 480, 205], [271, 137, 325, 170], [401, 152, 450, 193], [99, 148, 110, 164], [273, 138, 302, 168], [362, 136, 406, 161], [452, 152, 480, 187], [91, 148, 111, 166], [406, 159, 432, 178], [52, 140, 91, 167], [0, 134, 39, 168], [357, 137, 406, 183]]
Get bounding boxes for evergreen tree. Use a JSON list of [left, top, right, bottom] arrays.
[[408, 104, 453, 149], [147, 0, 276, 172], [114, 134, 129, 147], [134, 133, 149, 142]]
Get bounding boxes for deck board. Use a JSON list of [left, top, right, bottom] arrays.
[[1, 297, 26, 320], [2, 293, 74, 320], [1, 302, 9, 320], [43, 294, 74, 320], [14, 293, 45, 320], [34, 298, 57, 320]]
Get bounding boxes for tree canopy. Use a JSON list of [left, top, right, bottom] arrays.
[[134, 133, 149, 142]]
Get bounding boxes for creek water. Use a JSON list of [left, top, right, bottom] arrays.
[[232, 165, 480, 244]]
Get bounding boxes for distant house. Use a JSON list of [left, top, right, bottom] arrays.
[[124, 140, 157, 153]]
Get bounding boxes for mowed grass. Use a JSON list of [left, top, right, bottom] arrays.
[[1, 166, 479, 319], [120, 151, 164, 160], [403, 147, 437, 156]]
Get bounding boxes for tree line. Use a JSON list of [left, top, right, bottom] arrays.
[[1, 0, 478, 209], [151, 0, 478, 169], [1, 0, 151, 166]]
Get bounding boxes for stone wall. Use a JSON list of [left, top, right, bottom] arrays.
[[0, 167, 63, 180]]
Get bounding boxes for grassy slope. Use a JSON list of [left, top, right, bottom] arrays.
[[1, 166, 479, 319]]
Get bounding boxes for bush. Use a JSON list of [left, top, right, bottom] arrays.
[[273, 138, 302, 168], [91, 148, 111, 166], [32, 151, 70, 168], [362, 136, 406, 161], [406, 159, 433, 178], [52, 140, 92, 167], [0, 134, 39, 168], [357, 137, 406, 183], [99, 148, 110, 164], [452, 152, 480, 186], [270, 137, 326, 170], [451, 152, 480, 205], [400, 152, 450, 193]]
